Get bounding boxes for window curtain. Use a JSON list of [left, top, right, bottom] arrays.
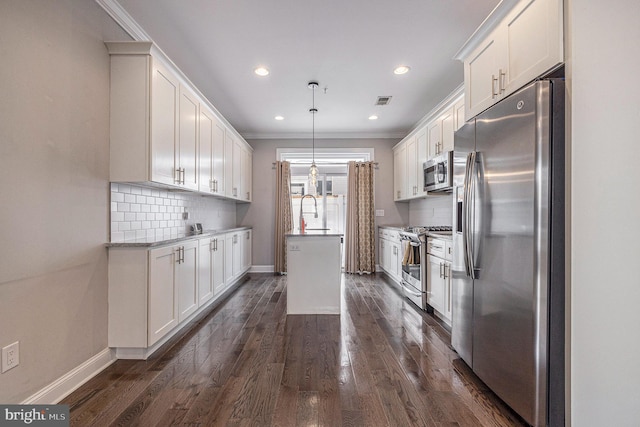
[[345, 161, 376, 274], [274, 161, 293, 274]]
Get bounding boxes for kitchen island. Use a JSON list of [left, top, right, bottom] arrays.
[[286, 231, 343, 315]]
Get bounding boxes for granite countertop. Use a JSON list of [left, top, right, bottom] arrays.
[[107, 226, 252, 248]]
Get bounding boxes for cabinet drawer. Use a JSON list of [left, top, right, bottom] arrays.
[[427, 238, 447, 258]]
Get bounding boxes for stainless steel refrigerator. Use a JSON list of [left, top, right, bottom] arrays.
[[452, 79, 565, 427]]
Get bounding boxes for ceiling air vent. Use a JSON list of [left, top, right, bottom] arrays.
[[375, 96, 392, 106]]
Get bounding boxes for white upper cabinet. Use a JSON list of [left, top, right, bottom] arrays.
[[149, 59, 179, 186], [416, 127, 428, 197], [393, 144, 406, 201], [463, 29, 507, 120], [459, 0, 563, 118], [406, 136, 418, 198], [428, 107, 455, 160], [199, 107, 226, 195], [454, 98, 466, 131], [393, 93, 463, 201], [503, 0, 563, 94], [106, 42, 252, 201], [178, 85, 199, 191]]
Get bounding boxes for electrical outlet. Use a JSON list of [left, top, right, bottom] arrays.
[[2, 341, 19, 373]]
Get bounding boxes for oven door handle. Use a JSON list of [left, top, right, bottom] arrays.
[[400, 281, 423, 297]]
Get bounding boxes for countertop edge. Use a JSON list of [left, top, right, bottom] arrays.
[[285, 233, 344, 238], [106, 226, 253, 248]]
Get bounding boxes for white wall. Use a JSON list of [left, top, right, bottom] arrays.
[[238, 138, 409, 268], [570, 0, 640, 424], [0, 1, 130, 402]]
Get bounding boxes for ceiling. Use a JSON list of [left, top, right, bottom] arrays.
[[116, 0, 501, 139]]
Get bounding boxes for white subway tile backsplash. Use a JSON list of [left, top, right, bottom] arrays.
[[109, 183, 237, 242]]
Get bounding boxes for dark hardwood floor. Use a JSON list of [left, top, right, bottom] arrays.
[[64, 273, 526, 426]]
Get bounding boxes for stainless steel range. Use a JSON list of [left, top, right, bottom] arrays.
[[398, 226, 452, 310]]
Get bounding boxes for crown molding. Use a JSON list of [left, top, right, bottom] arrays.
[[95, 0, 151, 41], [242, 131, 406, 141], [453, 0, 520, 61]]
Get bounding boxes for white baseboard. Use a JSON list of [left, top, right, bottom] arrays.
[[250, 265, 274, 273], [22, 348, 116, 404]]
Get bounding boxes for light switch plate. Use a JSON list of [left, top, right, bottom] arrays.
[[289, 244, 300, 251]]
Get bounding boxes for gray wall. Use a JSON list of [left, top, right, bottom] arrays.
[[238, 138, 409, 268], [0, 0, 130, 402], [569, 0, 640, 423]]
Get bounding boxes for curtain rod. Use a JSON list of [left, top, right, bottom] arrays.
[[273, 161, 378, 169]]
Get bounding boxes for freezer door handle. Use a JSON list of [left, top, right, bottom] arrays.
[[463, 151, 478, 279]]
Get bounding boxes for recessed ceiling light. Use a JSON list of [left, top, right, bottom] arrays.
[[274, 115, 284, 121], [393, 65, 411, 75], [254, 67, 270, 76], [368, 115, 379, 120]]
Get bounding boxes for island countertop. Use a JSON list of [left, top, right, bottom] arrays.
[[286, 230, 343, 237]]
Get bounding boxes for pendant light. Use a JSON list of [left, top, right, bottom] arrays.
[[308, 81, 319, 195]]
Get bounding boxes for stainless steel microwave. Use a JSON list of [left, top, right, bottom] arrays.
[[423, 151, 453, 192]]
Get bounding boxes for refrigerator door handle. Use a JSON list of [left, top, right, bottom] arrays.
[[466, 151, 478, 279], [462, 152, 475, 278]]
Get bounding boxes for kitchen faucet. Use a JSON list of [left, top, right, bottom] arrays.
[[299, 194, 318, 231]]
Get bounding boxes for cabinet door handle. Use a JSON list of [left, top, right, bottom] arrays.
[[175, 168, 182, 184], [491, 74, 498, 99], [246, 191, 250, 200], [499, 68, 506, 94], [439, 262, 443, 278], [233, 187, 237, 197]]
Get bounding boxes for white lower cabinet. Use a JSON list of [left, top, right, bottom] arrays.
[[211, 236, 226, 295], [148, 246, 179, 346], [148, 240, 197, 346], [427, 254, 446, 317], [198, 238, 215, 305], [426, 237, 453, 325], [378, 229, 403, 284], [108, 229, 252, 359]]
